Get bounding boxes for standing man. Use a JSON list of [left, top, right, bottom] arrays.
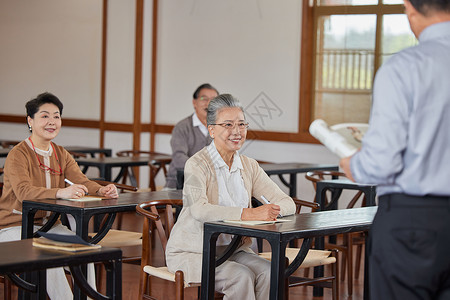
[[164, 83, 219, 189], [340, 1, 450, 299]]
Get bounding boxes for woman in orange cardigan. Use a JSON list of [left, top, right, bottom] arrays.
[[0, 92, 118, 299]]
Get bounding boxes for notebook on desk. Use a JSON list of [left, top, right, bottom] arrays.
[[223, 219, 292, 226], [61, 195, 105, 202]]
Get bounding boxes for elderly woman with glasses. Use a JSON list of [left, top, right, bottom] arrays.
[[0, 92, 118, 299], [166, 94, 295, 300]]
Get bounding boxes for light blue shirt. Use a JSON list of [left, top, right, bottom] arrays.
[[350, 21, 450, 196]]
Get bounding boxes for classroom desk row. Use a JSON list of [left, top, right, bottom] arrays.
[[0, 146, 112, 158], [17, 178, 376, 300]]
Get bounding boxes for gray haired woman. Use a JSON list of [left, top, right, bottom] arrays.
[[165, 94, 295, 299]]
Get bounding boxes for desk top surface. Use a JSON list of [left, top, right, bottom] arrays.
[[75, 154, 172, 166], [65, 146, 112, 154], [205, 206, 377, 240], [0, 148, 10, 157], [0, 239, 121, 274], [260, 162, 338, 174], [22, 190, 183, 211]]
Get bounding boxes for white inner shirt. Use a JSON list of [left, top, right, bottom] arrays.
[[207, 141, 249, 245], [192, 112, 208, 136]]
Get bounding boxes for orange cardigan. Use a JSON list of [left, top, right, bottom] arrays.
[[0, 140, 102, 229]]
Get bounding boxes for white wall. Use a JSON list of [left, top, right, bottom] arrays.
[[155, 0, 302, 133], [0, 0, 355, 207], [0, 0, 103, 119]]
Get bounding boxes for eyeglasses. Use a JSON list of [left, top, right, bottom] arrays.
[[211, 122, 249, 130], [196, 96, 215, 102]]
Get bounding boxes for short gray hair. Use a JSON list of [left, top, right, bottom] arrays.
[[206, 94, 245, 126]]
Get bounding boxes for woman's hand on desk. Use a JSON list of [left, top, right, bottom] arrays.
[[97, 184, 119, 199], [241, 204, 281, 221], [56, 184, 89, 199]]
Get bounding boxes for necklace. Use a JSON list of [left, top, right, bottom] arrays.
[[28, 137, 62, 175]]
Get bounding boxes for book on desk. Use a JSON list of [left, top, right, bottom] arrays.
[[223, 219, 292, 226], [33, 231, 101, 252]]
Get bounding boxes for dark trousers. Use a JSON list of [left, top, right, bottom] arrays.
[[370, 193, 450, 300]]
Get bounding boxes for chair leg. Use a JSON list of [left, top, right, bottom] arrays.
[[3, 276, 12, 300], [139, 272, 149, 299], [175, 271, 184, 300], [284, 257, 289, 300], [354, 242, 363, 279], [331, 250, 340, 300], [347, 234, 353, 296]]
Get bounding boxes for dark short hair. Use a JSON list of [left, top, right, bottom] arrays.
[[193, 83, 219, 99], [26, 92, 64, 119], [409, 0, 450, 15]]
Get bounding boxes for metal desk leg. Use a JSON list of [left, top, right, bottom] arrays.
[[201, 230, 218, 300], [289, 174, 297, 198], [106, 259, 122, 299], [268, 239, 288, 300], [364, 231, 370, 300], [74, 213, 91, 300]]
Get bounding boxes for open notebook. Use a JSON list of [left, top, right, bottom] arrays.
[[61, 195, 105, 202], [223, 219, 292, 226]]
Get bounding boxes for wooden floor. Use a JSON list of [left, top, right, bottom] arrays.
[[1, 211, 366, 300]]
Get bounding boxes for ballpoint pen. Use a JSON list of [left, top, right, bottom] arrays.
[[260, 195, 270, 204], [261, 195, 282, 217], [64, 178, 75, 186], [64, 178, 87, 195]]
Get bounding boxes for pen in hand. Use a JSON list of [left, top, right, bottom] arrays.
[[260, 195, 282, 218], [64, 178, 87, 195], [261, 195, 270, 205]]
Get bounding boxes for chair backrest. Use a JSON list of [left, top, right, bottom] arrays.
[[292, 197, 320, 214], [136, 199, 183, 266], [305, 170, 365, 209], [92, 179, 138, 192]]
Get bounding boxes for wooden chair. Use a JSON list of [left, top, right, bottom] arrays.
[[136, 198, 338, 300], [116, 150, 171, 191], [305, 170, 366, 296], [136, 199, 224, 300], [88, 180, 142, 291], [258, 198, 339, 300]]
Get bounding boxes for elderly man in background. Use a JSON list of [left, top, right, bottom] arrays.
[[164, 83, 219, 189], [340, 1, 450, 299]]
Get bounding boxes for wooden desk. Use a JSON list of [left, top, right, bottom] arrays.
[[21, 190, 182, 299], [0, 239, 122, 300], [312, 179, 377, 297], [176, 162, 339, 197], [260, 163, 339, 197], [0, 148, 10, 158], [0, 146, 112, 159], [201, 206, 377, 300], [316, 179, 377, 210], [65, 146, 112, 158], [21, 190, 183, 242], [76, 154, 172, 185]]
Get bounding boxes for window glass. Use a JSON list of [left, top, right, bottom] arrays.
[[383, 0, 403, 4], [314, 15, 376, 125], [381, 14, 417, 64], [317, 0, 378, 5]]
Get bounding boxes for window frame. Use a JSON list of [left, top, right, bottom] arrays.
[[297, 1, 406, 142]]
